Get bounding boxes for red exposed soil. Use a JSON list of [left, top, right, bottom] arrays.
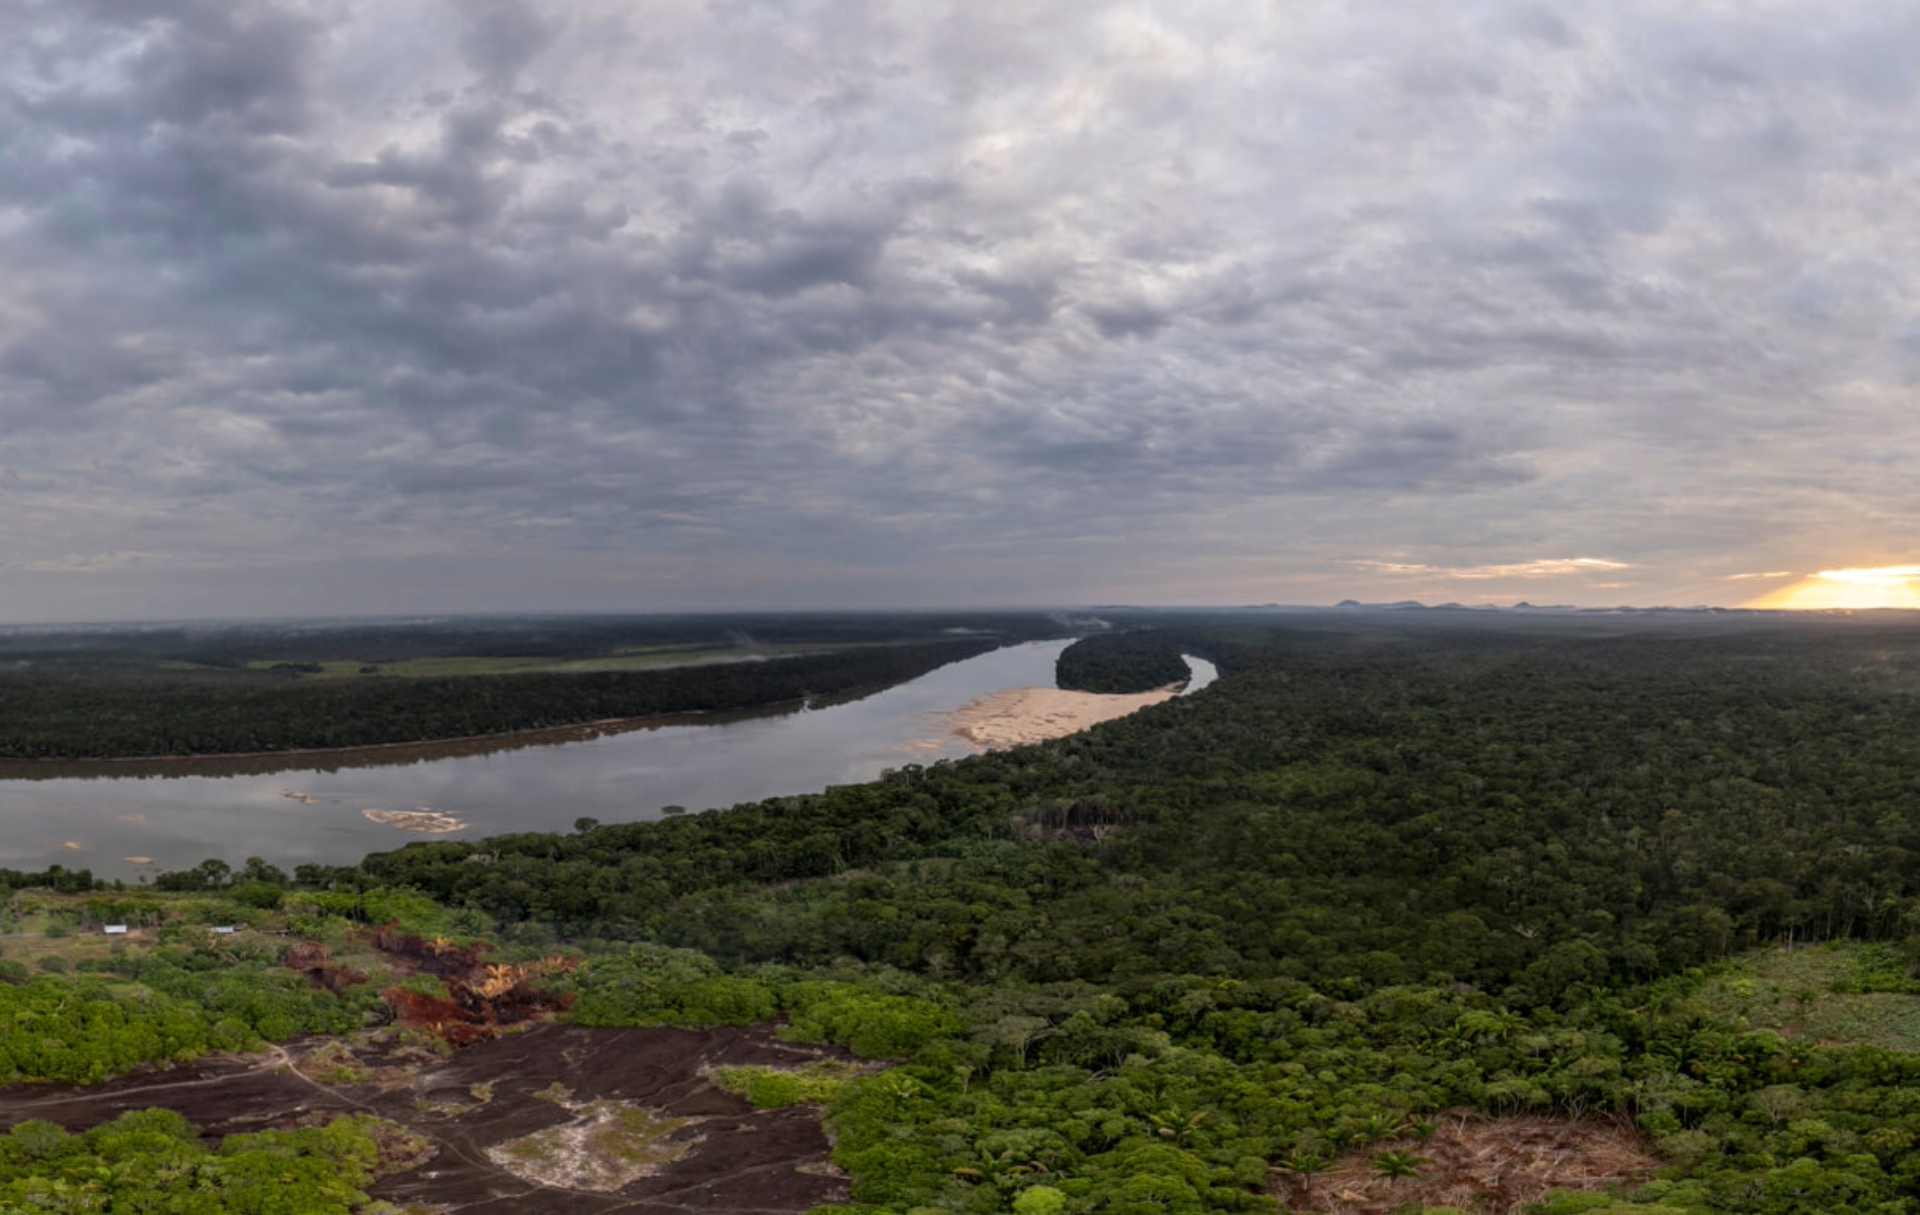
[[371, 925, 489, 977], [1274, 1111, 1659, 1214], [0, 1023, 853, 1214], [365, 926, 578, 1045], [283, 941, 369, 996]]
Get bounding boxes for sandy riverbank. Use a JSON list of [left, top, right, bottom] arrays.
[[950, 683, 1183, 749]]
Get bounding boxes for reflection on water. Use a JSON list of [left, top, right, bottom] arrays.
[[0, 642, 1218, 879]]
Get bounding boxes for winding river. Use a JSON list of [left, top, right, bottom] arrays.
[[0, 641, 1216, 880]]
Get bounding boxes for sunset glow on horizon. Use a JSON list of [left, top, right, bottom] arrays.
[[1747, 566, 1920, 610]]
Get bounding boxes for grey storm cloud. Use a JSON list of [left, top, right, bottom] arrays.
[[3, 0, 1920, 619]]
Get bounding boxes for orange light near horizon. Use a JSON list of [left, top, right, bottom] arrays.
[[1747, 565, 1920, 610]]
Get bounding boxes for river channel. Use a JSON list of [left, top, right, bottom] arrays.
[[0, 640, 1217, 880]]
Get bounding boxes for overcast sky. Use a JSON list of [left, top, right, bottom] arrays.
[[4, 0, 1919, 620]]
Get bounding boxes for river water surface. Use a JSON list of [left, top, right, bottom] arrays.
[[0, 641, 1216, 880]]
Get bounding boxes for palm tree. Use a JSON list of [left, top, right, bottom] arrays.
[[1278, 1151, 1328, 1203], [1371, 1150, 1427, 1179]]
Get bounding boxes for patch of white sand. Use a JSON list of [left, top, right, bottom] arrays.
[[950, 684, 1181, 749]]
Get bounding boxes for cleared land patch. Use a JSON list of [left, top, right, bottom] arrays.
[[0, 1023, 852, 1215], [708, 1059, 868, 1108], [1273, 1112, 1659, 1215], [1693, 941, 1920, 1053], [488, 1098, 704, 1191]]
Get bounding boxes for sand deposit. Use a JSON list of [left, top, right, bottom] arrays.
[[951, 684, 1181, 749], [363, 808, 467, 833]]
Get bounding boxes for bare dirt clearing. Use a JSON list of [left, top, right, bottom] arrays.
[[1274, 1111, 1658, 1214], [0, 1023, 851, 1214], [487, 1094, 706, 1191]]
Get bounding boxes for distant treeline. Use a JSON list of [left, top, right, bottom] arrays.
[[1054, 629, 1194, 693], [0, 639, 999, 759], [0, 611, 1061, 670], [0, 866, 98, 896]]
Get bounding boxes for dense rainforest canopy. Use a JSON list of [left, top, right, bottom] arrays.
[[327, 616, 1920, 993], [6, 610, 1920, 1213], [1055, 630, 1196, 694]]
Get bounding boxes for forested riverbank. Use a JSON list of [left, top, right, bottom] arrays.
[[0, 637, 1004, 760], [1054, 629, 1196, 693], [323, 618, 1920, 981], [7, 614, 1920, 1212]]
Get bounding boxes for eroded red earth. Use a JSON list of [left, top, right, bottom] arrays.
[[366, 927, 580, 1046]]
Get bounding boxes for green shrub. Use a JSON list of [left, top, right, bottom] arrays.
[[570, 945, 778, 1027], [229, 882, 284, 910], [711, 1062, 859, 1108], [0, 1110, 383, 1212], [1014, 1185, 1068, 1215], [779, 984, 960, 1058], [0, 953, 360, 1085]]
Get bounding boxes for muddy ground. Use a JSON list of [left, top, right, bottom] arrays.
[[0, 1023, 852, 1214]]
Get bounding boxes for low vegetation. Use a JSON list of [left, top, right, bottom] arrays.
[[0, 953, 364, 1086], [710, 1060, 866, 1108], [1690, 941, 1920, 1054], [0, 1110, 397, 1213]]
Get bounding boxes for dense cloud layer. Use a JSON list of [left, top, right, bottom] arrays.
[[3, 0, 1918, 618]]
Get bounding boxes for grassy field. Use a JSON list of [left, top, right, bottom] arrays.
[[1692, 941, 1920, 1053], [0, 890, 273, 969], [5, 889, 334, 968]]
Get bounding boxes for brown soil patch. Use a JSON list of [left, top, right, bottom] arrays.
[[284, 941, 370, 995], [0, 1023, 853, 1214], [1275, 1112, 1658, 1215], [370, 925, 487, 977], [367, 927, 577, 1046]]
